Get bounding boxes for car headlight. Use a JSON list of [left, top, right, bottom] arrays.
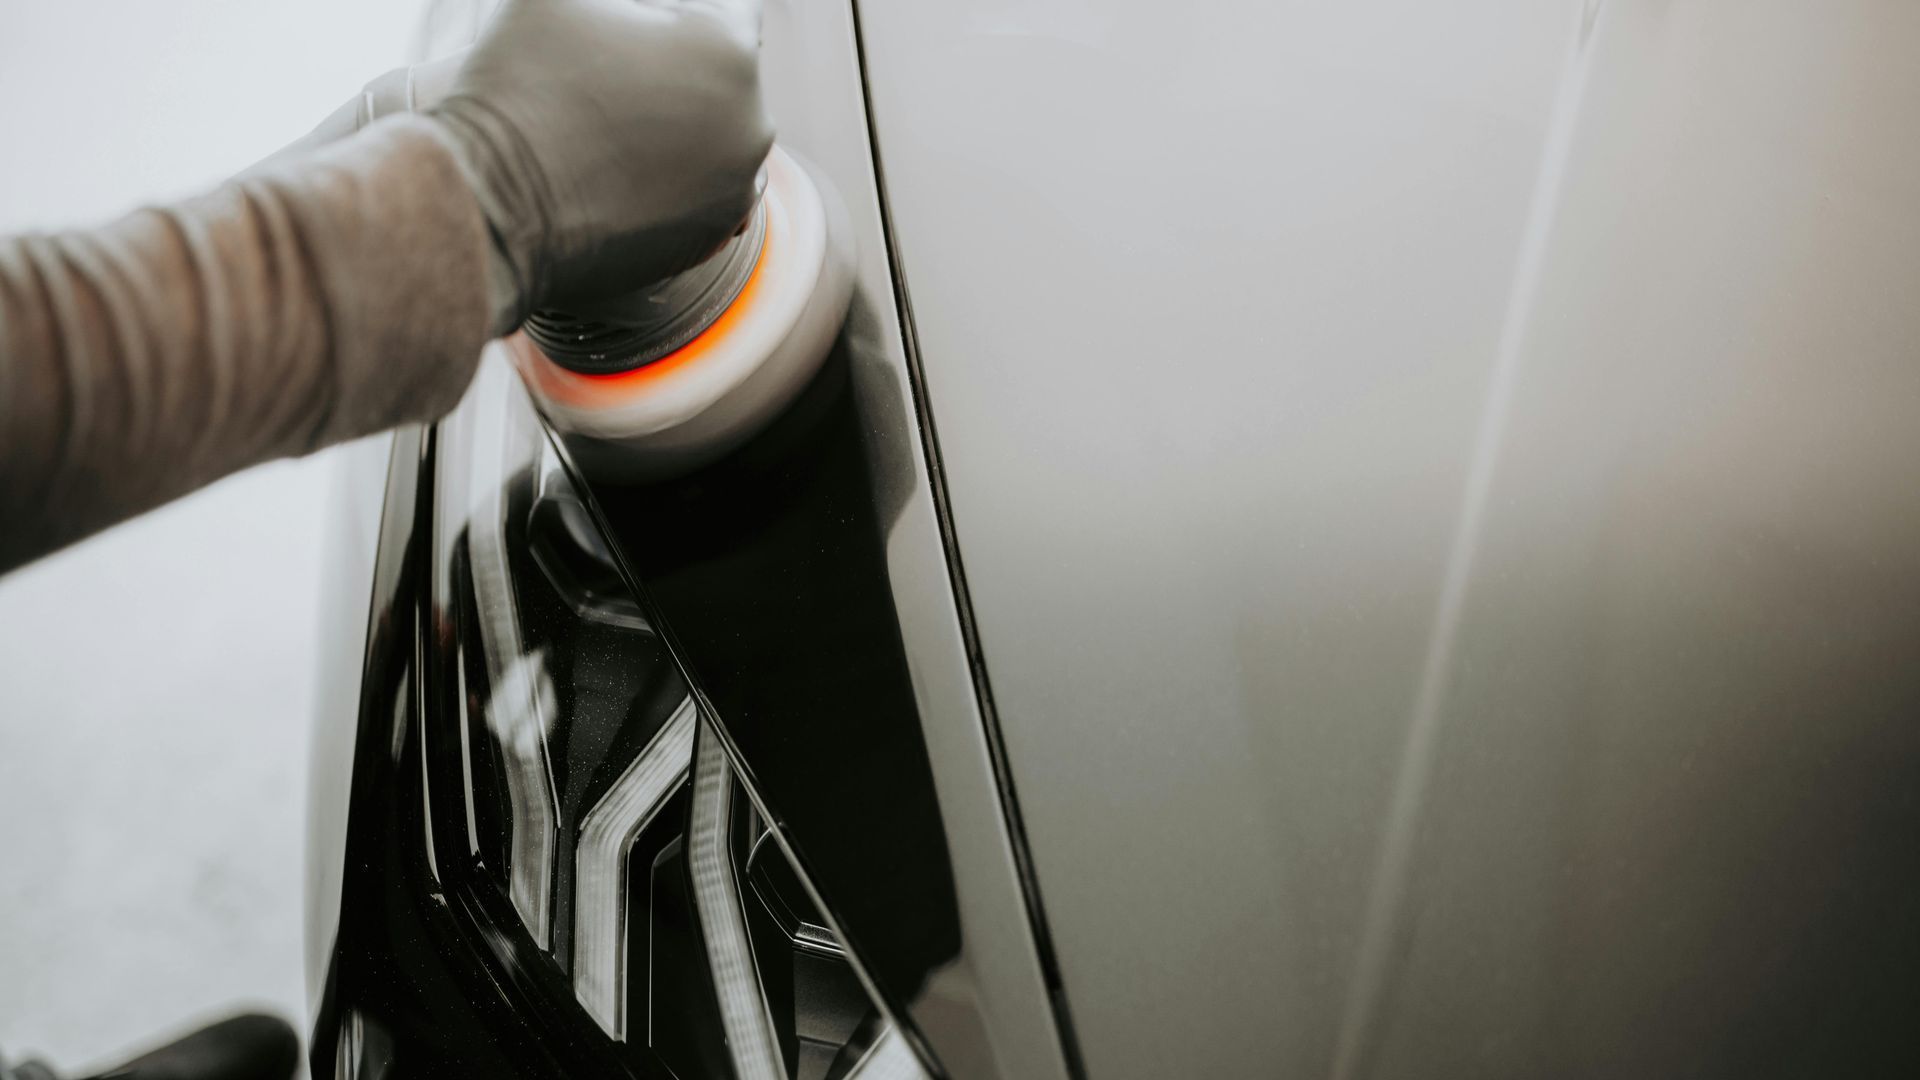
[[422, 355, 930, 1079]]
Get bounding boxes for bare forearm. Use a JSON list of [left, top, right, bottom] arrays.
[[0, 115, 491, 572]]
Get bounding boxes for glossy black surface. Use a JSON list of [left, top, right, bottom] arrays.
[[314, 345, 969, 1076], [426, 426, 707, 1078], [582, 339, 964, 1031], [642, 832, 731, 1078], [735, 801, 876, 1080], [310, 420, 699, 1079], [310, 426, 624, 1078], [439, 439, 689, 966]]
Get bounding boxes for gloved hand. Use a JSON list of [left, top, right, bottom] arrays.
[[430, 0, 775, 336]]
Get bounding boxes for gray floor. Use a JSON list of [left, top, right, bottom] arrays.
[[0, 1, 420, 1071]]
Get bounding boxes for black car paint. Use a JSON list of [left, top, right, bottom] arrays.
[[312, 424, 630, 1077], [314, 326, 984, 1075], [585, 339, 961, 1016]]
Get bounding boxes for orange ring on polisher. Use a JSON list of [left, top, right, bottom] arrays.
[[509, 170, 788, 412]]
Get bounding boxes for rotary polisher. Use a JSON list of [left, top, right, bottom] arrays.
[[506, 143, 853, 480], [341, 54, 854, 481]]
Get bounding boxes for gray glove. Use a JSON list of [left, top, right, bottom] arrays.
[[430, 0, 774, 335]]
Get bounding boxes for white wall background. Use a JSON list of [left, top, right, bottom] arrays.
[[0, 1, 424, 1070]]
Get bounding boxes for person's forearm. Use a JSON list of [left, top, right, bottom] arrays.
[[0, 115, 491, 573]]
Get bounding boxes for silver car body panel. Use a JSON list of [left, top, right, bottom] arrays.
[[857, 1, 1920, 1076]]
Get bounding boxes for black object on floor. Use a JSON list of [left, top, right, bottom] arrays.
[[83, 1014, 299, 1080]]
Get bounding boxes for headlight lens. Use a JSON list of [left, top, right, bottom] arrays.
[[425, 354, 931, 1079]]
